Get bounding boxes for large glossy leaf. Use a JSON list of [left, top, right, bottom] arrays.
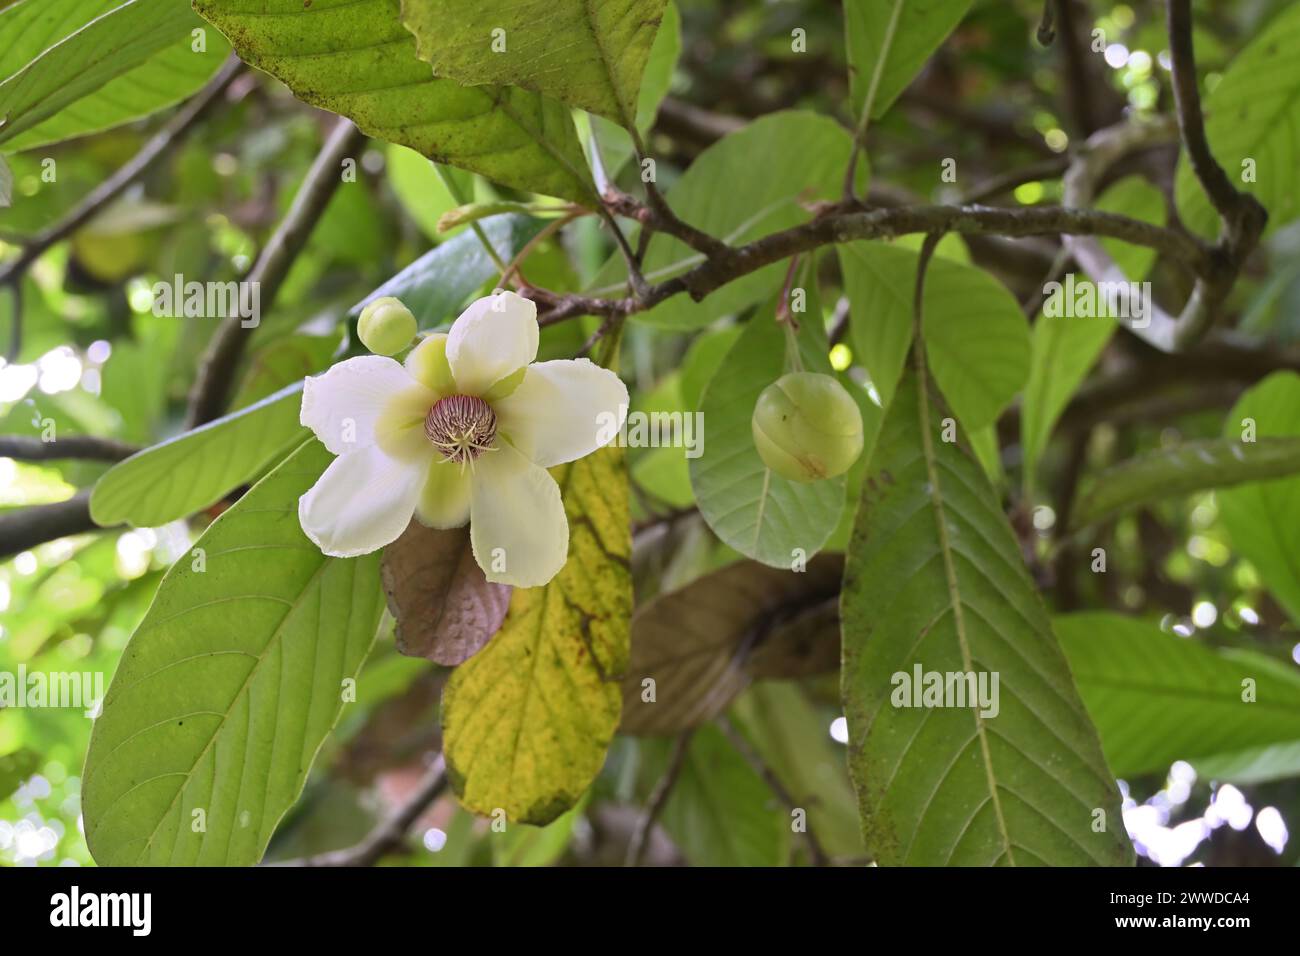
[[1174, 4, 1300, 236], [401, 0, 668, 129], [845, 0, 973, 120], [353, 215, 544, 330], [194, 0, 596, 204], [620, 554, 842, 735], [82, 441, 386, 866], [838, 242, 1029, 427], [1057, 613, 1300, 782], [440, 445, 631, 825], [689, 307, 845, 567], [0, 0, 202, 150], [840, 368, 1131, 866], [594, 112, 855, 329], [89, 384, 304, 528], [1070, 436, 1300, 529], [1218, 372, 1300, 625]]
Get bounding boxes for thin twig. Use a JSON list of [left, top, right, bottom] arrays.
[[1166, 0, 1264, 244], [1036, 0, 1056, 45], [186, 118, 366, 427], [715, 716, 831, 867], [960, 156, 1070, 205], [278, 755, 447, 867], [499, 210, 583, 288], [432, 162, 508, 274], [625, 731, 692, 867]]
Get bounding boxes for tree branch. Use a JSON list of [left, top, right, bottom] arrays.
[[277, 754, 447, 867], [0, 435, 138, 462], [1167, 0, 1245, 227], [0, 491, 101, 560], [625, 731, 692, 867], [537, 199, 1211, 327], [186, 117, 366, 427]]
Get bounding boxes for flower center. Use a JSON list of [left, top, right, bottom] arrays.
[[424, 394, 498, 465]]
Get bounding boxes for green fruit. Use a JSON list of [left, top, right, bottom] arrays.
[[751, 371, 864, 482], [358, 296, 417, 356]]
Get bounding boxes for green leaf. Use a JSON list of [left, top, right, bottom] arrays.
[[82, 441, 386, 866], [0, 154, 9, 207], [1096, 175, 1165, 280], [1174, 4, 1300, 236], [441, 445, 631, 825], [230, 333, 341, 411], [1218, 372, 1300, 625], [90, 384, 304, 528], [595, 111, 855, 329], [386, 147, 476, 242], [1057, 612, 1300, 782], [620, 555, 843, 735], [679, 325, 742, 412], [0, 2, 230, 152], [845, 0, 973, 121], [838, 242, 1029, 427], [401, 0, 668, 130], [1071, 436, 1300, 529], [646, 725, 785, 866], [840, 367, 1131, 866], [0, 0, 205, 150], [1020, 315, 1113, 495], [689, 309, 845, 567], [729, 683, 864, 860], [354, 214, 544, 330], [194, 0, 596, 205], [588, 1, 682, 173]]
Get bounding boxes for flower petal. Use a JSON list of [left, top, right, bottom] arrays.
[[416, 456, 472, 529], [494, 359, 629, 468], [404, 333, 456, 396], [446, 291, 538, 396], [301, 356, 433, 456], [469, 441, 568, 587], [299, 443, 430, 557]]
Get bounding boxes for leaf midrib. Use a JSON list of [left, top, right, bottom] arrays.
[[913, 350, 1016, 865]]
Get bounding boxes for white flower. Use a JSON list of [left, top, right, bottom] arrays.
[[298, 290, 628, 588]]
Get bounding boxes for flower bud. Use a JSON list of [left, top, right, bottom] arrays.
[[751, 371, 864, 482], [358, 297, 417, 356]]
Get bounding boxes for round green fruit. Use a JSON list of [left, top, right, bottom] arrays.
[[357, 296, 417, 356], [751, 371, 864, 482]]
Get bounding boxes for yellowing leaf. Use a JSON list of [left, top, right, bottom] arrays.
[[194, 0, 595, 205], [402, 0, 669, 129], [441, 445, 631, 825]]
